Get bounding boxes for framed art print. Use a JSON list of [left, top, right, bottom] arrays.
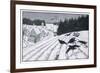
[[11, 0, 96, 73]]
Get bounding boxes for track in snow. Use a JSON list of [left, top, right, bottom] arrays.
[[22, 31, 89, 62]]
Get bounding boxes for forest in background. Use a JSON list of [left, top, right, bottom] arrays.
[[57, 15, 89, 35], [23, 15, 89, 35]]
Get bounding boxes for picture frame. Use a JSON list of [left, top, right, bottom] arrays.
[[10, 0, 97, 73]]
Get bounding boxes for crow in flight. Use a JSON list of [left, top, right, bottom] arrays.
[[58, 39, 67, 45], [78, 40, 88, 48], [68, 37, 76, 43], [66, 45, 80, 53], [58, 37, 76, 45], [78, 40, 87, 45]]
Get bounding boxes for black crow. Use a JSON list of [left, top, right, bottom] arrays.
[[66, 45, 80, 53], [68, 37, 76, 43], [58, 39, 67, 45], [78, 40, 88, 48], [78, 40, 87, 45]]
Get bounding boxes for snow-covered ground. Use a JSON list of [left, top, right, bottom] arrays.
[[22, 25, 89, 61], [22, 24, 57, 48]]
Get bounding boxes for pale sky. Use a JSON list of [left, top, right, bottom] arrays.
[[22, 11, 88, 24]]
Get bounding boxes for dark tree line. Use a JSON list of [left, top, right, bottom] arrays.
[[33, 19, 46, 26], [23, 18, 33, 25], [23, 18, 46, 26], [57, 15, 89, 35]]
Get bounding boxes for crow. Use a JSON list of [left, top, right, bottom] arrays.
[[66, 45, 80, 53], [58, 39, 67, 45], [58, 37, 76, 45], [68, 37, 76, 43], [78, 40, 88, 48], [78, 40, 87, 45]]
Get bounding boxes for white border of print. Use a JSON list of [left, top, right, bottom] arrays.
[[16, 4, 94, 69]]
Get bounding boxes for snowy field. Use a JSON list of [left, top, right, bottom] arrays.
[[22, 25, 89, 62]]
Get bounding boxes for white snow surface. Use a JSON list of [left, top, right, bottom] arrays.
[[22, 25, 89, 61]]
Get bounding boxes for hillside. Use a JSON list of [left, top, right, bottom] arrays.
[[22, 28, 89, 61]]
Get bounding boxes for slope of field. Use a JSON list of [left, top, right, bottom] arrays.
[[22, 26, 89, 61]]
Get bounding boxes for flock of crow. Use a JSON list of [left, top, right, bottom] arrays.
[[58, 32, 87, 54]]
